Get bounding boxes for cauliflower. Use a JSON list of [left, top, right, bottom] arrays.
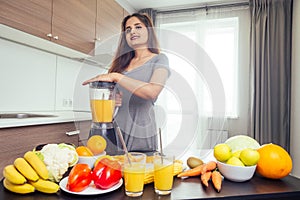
[[39, 143, 78, 182]]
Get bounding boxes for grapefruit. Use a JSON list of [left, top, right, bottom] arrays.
[[87, 135, 107, 155], [225, 135, 260, 152], [256, 143, 292, 179]]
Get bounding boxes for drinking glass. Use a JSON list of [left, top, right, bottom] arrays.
[[153, 152, 174, 195], [123, 152, 146, 197]]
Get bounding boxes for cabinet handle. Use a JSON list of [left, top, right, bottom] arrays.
[[66, 130, 80, 136], [46, 33, 52, 38], [53, 36, 59, 40]]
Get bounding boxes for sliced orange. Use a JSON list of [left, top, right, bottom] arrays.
[[76, 146, 94, 156]]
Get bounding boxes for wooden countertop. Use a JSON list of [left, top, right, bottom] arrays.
[[1, 174, 300, 200]]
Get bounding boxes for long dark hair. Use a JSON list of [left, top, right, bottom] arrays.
[[109, 13, 160, 73]]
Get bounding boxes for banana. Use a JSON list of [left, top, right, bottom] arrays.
[[3, 165, 27, 185], [29, 179, 59, 194], [173, 161, 184, 176], [14, 157, 39, 182], [24, 151, 49, 180], [3, 178, 35, 194]]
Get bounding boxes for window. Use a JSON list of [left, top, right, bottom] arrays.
[[158, 17, 238, 117], [155, 5, 250, 149]]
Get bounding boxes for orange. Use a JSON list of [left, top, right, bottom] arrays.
[[76, 146, 94, 156], [87, 135, 107, 155], [256, 143, 292, 179]]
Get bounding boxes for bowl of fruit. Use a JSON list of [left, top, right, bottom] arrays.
[[214, 135, 261, 182], [216, 160, 256, 182], [76, 135, 107, 168]]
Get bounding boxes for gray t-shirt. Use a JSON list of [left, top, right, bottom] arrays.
[[114, 53, 170, 154]]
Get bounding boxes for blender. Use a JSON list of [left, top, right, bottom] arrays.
[[89, 81, 119, 155]]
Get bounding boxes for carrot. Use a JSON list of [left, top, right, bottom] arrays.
[[200, 171, 212, 187], [177, 164, 204, 178], [212, 170, 223, 192], [201, 161, 217, 175]]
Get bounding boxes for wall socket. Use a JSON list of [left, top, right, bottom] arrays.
[[63, 99, 73, 107]]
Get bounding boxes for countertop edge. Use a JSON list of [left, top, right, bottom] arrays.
[[0, 111, 92, 128]]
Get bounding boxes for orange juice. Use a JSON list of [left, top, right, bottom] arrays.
[[124, 164, 145, 193], [90, 99, 115, 123], [154, 163, 174, 191]]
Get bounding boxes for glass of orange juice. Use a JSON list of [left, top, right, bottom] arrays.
[[123, 152, 146, 197], [153, 152, 174, 195]]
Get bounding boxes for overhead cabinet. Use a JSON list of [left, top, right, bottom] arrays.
[[0, 0, 97, 55], [0, 0, 52, 40], [96, 0, 129, 42], [0, 0, 129, 56], [51, 0, 96, 55]]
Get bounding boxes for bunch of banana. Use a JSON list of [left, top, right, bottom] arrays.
[[3, 151, 59, 194], [144, 160, 184, 184]]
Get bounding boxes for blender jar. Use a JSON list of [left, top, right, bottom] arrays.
[[89, 81, 117, 129]]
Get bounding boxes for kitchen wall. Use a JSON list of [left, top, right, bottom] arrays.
[[291, 0, 300, 178], [0, 38, 105, 112]]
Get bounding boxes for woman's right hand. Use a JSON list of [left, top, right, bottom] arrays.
[[82, 73, 123, 85]]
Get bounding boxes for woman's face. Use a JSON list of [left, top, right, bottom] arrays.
[[124, 16, 149, 49]]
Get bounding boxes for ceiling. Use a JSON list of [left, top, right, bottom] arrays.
[[117, 0, 245, 12]]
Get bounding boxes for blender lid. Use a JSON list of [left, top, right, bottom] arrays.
[[90, 81, 116, 88]]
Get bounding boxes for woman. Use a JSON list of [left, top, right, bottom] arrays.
[[83, 13, 170, 155]]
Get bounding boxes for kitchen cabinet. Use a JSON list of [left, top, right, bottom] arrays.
[[0, 0, 52, 40], [51, 0, 96, 55], [0, 0, 96, 55], [96, 0, 129, 43], [0, 122, 79, 179]]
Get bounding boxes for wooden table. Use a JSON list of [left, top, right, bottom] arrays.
[[1, 174, 300, 200], [2, 149, 300, 199]]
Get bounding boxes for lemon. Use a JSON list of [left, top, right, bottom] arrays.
[[213, 143, 232, 162], [232, 150, 242, 158], [226, 157, 245, 166], [239, 148, 260, 166]]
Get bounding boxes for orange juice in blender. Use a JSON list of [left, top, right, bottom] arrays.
[[90, 99, 115, 123], [89, 81, 117, 126]]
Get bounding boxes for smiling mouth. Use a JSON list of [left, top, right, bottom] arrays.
[[131, 35, 139, 40]]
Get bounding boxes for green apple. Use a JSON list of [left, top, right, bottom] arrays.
[[239, 148, 260, 166]]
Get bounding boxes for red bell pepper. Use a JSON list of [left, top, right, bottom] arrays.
[[92, 158, 122, 190], [66, 163, 92, 192]]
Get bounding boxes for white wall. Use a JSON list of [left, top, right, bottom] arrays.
[[291, 0, 300, 178], [0, 38, 56, 111], [0, 38, 105, 113]]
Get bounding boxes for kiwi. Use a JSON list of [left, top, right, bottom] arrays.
[[187, 156, 204, 169]]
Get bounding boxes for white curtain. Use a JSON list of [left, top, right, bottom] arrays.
[[155, 3, 250, 151]]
